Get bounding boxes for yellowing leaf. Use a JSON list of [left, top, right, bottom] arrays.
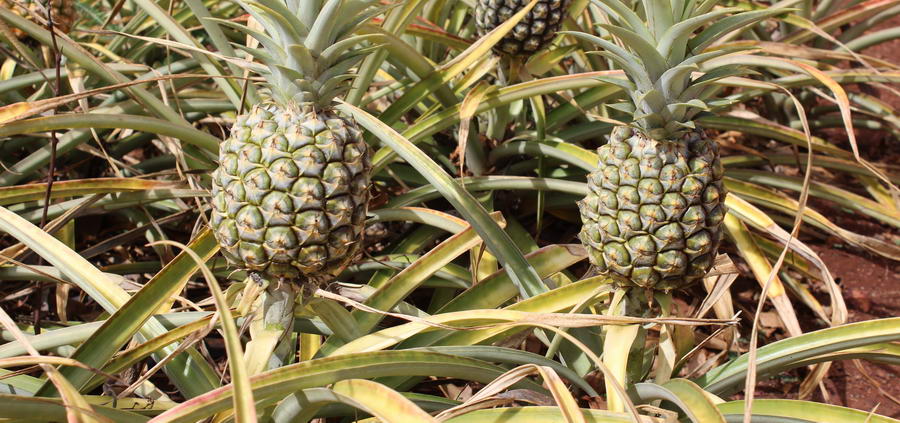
[[0, 102, 32, 126], [332, 379, 438, 423], [457, 82, 493, 176]]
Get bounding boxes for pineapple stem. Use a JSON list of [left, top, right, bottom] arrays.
[[245, 273, 298, 374], [603, 287, 649, 412], [652, 291, 677, 386], [487, 104, 511, 141]]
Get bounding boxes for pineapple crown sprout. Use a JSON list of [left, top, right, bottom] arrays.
[[218, 0, 382, 107], [567, 0, 786, 140]]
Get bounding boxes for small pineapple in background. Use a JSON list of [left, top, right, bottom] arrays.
[[2, 0, 77, 37], [574, 0, 783, 290], [210, 0, 375, 290], [475, 0, 572, 56]]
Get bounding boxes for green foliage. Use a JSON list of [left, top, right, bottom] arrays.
[[0, 0, 898, 421]]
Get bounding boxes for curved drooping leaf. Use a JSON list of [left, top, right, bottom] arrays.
[[635, 380, 725, 423], [441, 407, 654, 422], [0, 207, 218, 398], [718, 399, 900, 423], [145, 351, 533, 423], [339, 102, 548, 300], [698, 318, 900, 394], [0, 394, 150, 423]]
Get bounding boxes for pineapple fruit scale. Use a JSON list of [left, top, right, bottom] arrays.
[[210, 0, 377, 286], [575, 0, 783, 289], [211, 104, 370, 284], [475, 0, 572, 55], [580, 126, 725, 290]]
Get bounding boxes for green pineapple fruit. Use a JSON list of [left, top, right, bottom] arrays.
[[573, 0, 784, 289], [210, 0, 377, 287], [475, 0, 572, 56]]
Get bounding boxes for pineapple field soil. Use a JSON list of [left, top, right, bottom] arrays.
[[733, 243, 900, 418], [865, 15, 900, 112], [714, 24, 900, 416], [716, 19, 900, 408]]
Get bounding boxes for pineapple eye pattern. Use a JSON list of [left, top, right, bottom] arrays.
[[579, 128, 725, 290], [474, 0, 572, 56], [211, 104, 370, 284]]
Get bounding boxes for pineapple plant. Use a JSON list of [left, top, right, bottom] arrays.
[[574, 0, 784, 290], [475, 0, 572, 56], [1, 0, 77, 37], [209, 0, 377, 373], [209, 0, 375, 290]]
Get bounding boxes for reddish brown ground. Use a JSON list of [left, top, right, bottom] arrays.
[[864, 17, 900, 111], [734, 16, 900, 417], [808, 246, 900, 417], [729, 246, 900, 418], [764, 16, 900, 408]]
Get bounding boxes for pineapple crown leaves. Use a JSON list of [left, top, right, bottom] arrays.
[[210, 0, 384, 107], [567, 0, 788, 139]]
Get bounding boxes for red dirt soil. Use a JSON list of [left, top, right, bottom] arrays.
[[744, 17, 900, 417], [810, 246, 900, 417], [787, 16, 900, 407]]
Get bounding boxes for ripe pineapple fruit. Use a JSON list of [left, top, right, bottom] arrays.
[[210, 0, 376, 286], [475, 0, 571, 56], [574, 0, 783, 289], [2, 0, 77, 37]]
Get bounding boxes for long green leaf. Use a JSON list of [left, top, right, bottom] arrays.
[[339, 103, 547, 299], [387, 176, 589, 208], [331, 379, 438, 422], [0, 179, 183, 206], [410, 346, 598, 396], [145, 351, 520, 423], [442, 406, 653, 422], [0, 114, 219, 153], [718, 399, 900, 423], [698, 317, 900, 394], [0, 395, 149, 423], [33, 231, 221, 398]]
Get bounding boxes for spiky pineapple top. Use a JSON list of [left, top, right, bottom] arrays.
[[219, 0, 380, 108], [569, 0, 784, 139]]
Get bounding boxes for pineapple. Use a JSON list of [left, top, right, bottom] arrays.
[[475, 0, 571, 56], [2, 0, 77, 37], [575, 0, 783, 289], [210, 0, 375, 287]]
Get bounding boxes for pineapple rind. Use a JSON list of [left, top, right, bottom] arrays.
[[211, 102, 370, 284], [578, 126, 725, 290], [475, 0, 571, 56]]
